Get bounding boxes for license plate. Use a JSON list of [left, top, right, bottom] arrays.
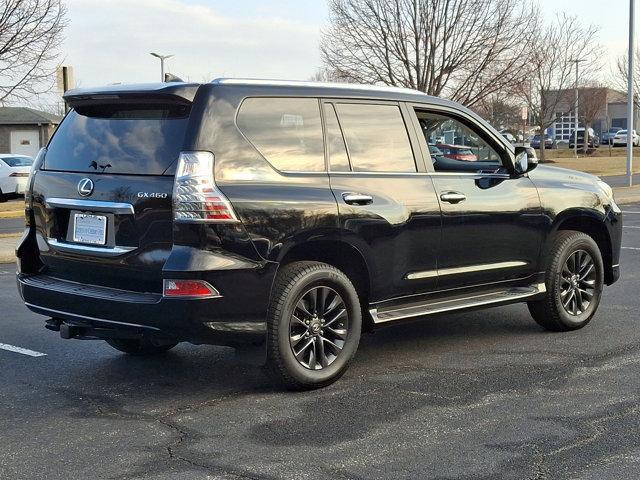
[[73, 214, 107, 245]]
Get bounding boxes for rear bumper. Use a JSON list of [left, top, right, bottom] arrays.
[[0, 177, 27, 194], [17, 267, 276, 346]]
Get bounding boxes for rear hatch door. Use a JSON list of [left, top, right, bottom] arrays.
[[32, 87, 198, 293]]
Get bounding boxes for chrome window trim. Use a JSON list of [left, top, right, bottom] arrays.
[[47, 239, 135, 257], [328, 170, 511, 178], [406, 261, 528, 280], [45, 197, 135, 215]]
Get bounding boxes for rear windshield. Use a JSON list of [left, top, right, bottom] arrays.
[[2, 156, 32, 167], [44, 103, 190, 175]]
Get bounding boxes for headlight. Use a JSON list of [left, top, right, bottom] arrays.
[[597, 180, 614, 200]]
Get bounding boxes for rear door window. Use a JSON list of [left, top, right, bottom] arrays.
[[334, 103, 415, 173], [44, 103, 190, 175], [237, 97, 325, 172]]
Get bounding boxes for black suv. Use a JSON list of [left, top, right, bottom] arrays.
[[16, 79, 622, 389]]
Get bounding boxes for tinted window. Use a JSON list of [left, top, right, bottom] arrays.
[[323, 104, 350, 172], [335, 103, 415, 172], [1, 156, 32, 167], [416, 110, 502, 171], [237, 97, 324, 172], [45, 103, 190, 175]]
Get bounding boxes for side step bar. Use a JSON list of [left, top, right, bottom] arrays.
[[370, 283, 546, 324]]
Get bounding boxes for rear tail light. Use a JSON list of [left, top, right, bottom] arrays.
[[10, 172, 29, 177], [173, 151, 238, 223], [163, 280, 221, 298]]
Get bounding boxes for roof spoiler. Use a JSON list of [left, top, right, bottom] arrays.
[[63, 82, 201, 108]]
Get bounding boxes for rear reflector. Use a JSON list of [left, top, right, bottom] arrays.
[[163, 280, 221, 298]]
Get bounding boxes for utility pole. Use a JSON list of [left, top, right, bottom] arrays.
[[627, 0, 635, 186], [570, 59, 586, 159], [150, 53, 174, 82], [56, 65, 74, 114]]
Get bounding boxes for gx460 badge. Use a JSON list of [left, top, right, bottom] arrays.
[[137, 192, 168, 199]]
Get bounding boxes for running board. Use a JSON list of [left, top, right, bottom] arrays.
[[369, 283, 546, 324]]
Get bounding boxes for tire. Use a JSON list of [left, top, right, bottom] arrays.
[[528, 231, 604, 332], [0, 188, 5, 203], [266, 261, 362, 390], [105, 338, 178, 355]]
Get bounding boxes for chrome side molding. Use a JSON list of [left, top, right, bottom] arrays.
[[406, 261, 528, 280], [45, 197, 135, 215]]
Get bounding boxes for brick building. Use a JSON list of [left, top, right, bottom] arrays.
[[542, 88, 640, 144]]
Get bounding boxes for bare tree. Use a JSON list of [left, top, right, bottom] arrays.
[[615, 51, 640, 107], [518, 14, 600, 161], [578, 85, 608, 153], [0, 0, 66, 105], [308, 68, 353, 83], [473, 94, 522, 131], [321, 0, 538, 108]]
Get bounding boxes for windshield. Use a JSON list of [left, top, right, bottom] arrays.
[[1, 156, 33, 167], [44, 103, 191, 175]]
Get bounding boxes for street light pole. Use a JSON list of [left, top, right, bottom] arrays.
[[570, 59, 586, 159], [627, 0, 635, 186], [150, 52, 174, 82]]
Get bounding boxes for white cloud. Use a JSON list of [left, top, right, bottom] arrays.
[[63, 0, 323, 88]]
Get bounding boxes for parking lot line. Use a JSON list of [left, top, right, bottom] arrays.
[[0, 343, 46, 357], [622, 211, 640, 214], [623, 226, 640, 229], [622, 247, 640, 251]]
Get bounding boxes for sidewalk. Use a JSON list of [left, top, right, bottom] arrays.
[[0, 185, 638, 264]]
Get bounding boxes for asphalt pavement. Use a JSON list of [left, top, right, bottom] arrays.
[[1, 206, 640, 479], [601, 174, 640, 188], [0, 218, 23, 235]]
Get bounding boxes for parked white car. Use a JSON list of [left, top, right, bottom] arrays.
[[0, 154, 33, 199], [612, 129, 640, 147]]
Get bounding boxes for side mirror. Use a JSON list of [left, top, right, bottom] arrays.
[[514, 146, 538, 174]]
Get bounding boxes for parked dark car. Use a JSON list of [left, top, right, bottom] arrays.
[[530, 134, 554, 149], [569, 128, 599, 149], [16, 79, 622, 389], [601, 127, 622, 145]]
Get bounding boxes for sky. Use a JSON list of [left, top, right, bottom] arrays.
[[60, 0, 628, 91]]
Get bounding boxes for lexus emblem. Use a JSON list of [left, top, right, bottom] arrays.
[[77, 178, 94, 197]]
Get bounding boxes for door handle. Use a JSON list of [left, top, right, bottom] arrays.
[[440, 192, 466, 204], [342, 192, 373, 205]]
